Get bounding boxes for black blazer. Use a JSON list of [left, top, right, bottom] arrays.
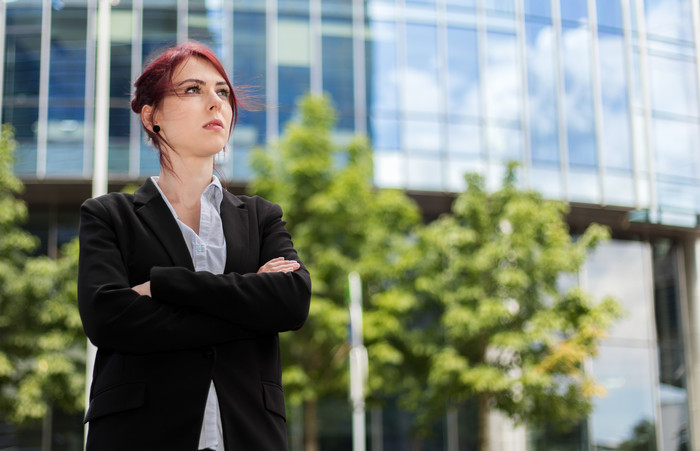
[[77, 178, 311, 451]]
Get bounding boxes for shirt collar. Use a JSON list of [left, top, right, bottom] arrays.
[[151, 175, 224, 217]]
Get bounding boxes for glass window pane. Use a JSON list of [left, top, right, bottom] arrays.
[[586, 240, 653, 342], [598, 31, 632, 171], [404, 118, 440, 152], [447, 27, 479, 118], [560, 0, 588, 23], [485, 31, 520, 123], [279, 0, 309, 14], [446, 157, 484, 192], [604, 172, 635, 207], [278, 19, 311, 67], [109, 107, 130, 174], [586, 241, 659, 450], [567, 168, 600, 204], [278, 65, 310, 129], [446, 0, 476, 10], [447, 121, 480, 155], [322, 31, 354, 130], [404, 23, 439, 114], [373, 152, 405, 188], [369, 21, 399, 113], [525, 21, 558, 164], [657, 177, 698, 213], [561, 24, 596, 167], [322, 0, 353, 19], [653, 241, 691, 451], [188, 0, 224, 51], [596, 0, 623, 29], [530, 164, 562, 199], [371, 116, 400, 150], [233, 11, 266, 148], [653, 118, 700, 180], [524, 0, 551, 18], [48, 5, 88, 176], [407, 155, 442, 190], [486, 124, 521, 161], [649, 55, 699, 118], [4, 4, 42, 171], [591, 346, 657, 449], [644, 0, 693, 42], [142, 5, 177, 59], [483, 0, 515, 15]]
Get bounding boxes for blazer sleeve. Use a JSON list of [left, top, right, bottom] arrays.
[[149, 199, 311, 334], [78, 198, 255, 354]]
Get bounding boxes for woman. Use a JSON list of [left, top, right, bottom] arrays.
[[77, 42, 311, 450]]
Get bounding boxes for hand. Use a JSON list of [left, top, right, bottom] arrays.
[[132, 281, 152, 297], [257, 257, 301, 274]]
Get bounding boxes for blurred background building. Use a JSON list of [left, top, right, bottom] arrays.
[[1, 0, 699, 449]]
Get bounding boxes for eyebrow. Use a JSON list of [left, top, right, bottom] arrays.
[[176, 78, 229, 87]]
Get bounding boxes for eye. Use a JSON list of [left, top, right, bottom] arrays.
[[217, 88, 231, 98], [184, 84, 201, 94]]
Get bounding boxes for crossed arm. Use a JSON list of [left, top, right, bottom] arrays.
[[78, 197, 311, 355]]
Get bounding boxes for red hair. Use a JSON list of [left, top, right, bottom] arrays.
[[131, 42, 238, 173]]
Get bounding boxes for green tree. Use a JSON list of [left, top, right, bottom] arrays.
[[367, 166, 623, 450], [250, 94, 421, 450], [0, 124, 84, 424]]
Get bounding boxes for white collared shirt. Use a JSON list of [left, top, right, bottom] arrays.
[[152, 176, 226, 451]]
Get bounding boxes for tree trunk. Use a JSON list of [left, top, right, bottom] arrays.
[[477, 394, 490, 451], [304, 399, 319, 451]]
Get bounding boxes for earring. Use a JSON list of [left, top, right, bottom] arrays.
[[153, 124, 160, 133]]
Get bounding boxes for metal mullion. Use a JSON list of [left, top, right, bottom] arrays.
[[36, 0, 52, 178], [588, 0, 605, 206], [177, 0, 188, 44], [352, 0, 367, 135], [551, 0, 568, 200], [223, 0, 234, 75], [620, 0, 641, 209], [266, 0, 278, 141], [397, 0, 408, 182], [83, 0, 97, 178], [476, 0, 489, 182], [677, 242, 699, 451], [514, 0, 530, 189], [129, 0, 143, 178], [310, 0, 322, 95], [633, 0, 657, 221], [437, 0, 448, 191], [0, 0, 6, 126], [643, 241, 665, 451]]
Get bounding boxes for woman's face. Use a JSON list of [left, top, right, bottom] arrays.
[[150, 56, 233, 159]]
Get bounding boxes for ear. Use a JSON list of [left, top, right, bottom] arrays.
[[141, 105, 156, 130]]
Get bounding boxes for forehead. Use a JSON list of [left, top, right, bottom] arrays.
[[172, 56, 225, 82]]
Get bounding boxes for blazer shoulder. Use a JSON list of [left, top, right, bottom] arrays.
[[81, 192, 135, 218], [225, 193, 282, 215]]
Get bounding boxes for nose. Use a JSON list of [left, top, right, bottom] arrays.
[[208, 89, 224, 110]]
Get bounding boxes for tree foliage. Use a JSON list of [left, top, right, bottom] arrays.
[[366, 165, 624, 446], [0, 125, 84, 423], [249, 94, 420, 419]]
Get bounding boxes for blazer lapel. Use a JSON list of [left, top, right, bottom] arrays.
[[133, 178, 194, 271], [220, 190, 249, 274]]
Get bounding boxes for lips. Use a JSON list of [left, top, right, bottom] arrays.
[[203, 119, 225, 130]]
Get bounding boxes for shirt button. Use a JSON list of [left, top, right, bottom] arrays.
[[202, 348, 215, 360], [196, 244, 205, 253]]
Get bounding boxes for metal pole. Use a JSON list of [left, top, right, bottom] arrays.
[[348, 272, 367, 451], [86, 0, 111, 445]]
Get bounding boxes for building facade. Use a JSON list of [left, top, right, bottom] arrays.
[[1, 0, 700, 449]]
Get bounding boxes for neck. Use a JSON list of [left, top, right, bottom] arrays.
[[157, 153, 215, 207]]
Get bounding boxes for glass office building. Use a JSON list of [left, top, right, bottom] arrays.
[[1, 0, 700, 449]]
